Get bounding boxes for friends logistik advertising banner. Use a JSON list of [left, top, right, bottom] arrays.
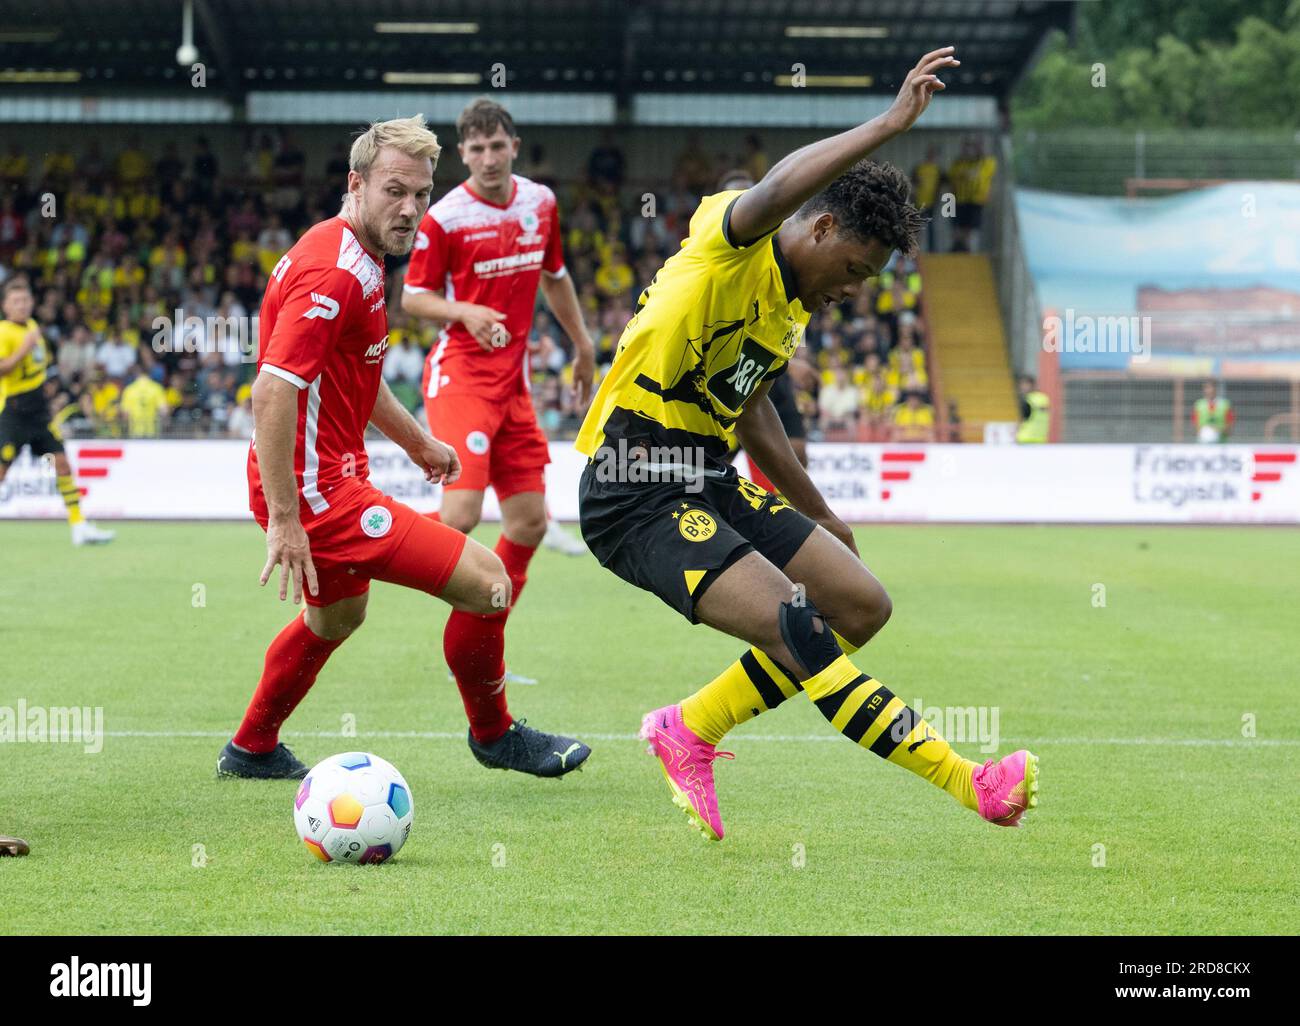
[[1, 441, 1296, 524], [1015, 183, 1300, 372], [787, 444, 1298, 523]]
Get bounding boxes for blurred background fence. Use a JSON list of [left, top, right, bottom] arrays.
[[1013, 128, 1300, 195]]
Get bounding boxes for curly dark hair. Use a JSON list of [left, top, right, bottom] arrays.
[[797, 159, 923, 256]]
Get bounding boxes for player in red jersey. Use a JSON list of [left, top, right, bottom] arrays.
[[401, 98, 595, 747], [218, 115, 589, 780]]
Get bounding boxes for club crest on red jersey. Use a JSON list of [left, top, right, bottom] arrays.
[[359, 505, 393, 538]]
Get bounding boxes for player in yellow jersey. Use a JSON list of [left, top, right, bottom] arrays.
[[576, 47, 1038, 840], [0, 277, 114, 546]]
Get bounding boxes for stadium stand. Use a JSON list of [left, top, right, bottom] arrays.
[[921, 253, 1018, 442], [0, 133, 948, 444]]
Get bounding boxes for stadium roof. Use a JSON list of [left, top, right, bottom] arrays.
[[0, 0, 1076, 101]]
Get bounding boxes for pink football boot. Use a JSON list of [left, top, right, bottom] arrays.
[[973, 750, 1040, 827], [639, 704, 734, 841]]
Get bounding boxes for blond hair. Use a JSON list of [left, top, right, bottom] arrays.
[[349, 114, 441, 175]]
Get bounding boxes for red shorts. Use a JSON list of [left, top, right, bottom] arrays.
[[253, 479, 467, 608], [423, 386, 549, 499]]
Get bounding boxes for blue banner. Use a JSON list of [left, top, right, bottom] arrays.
[[1016, 183, 1300, 370]]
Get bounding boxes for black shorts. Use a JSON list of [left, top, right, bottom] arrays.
[[0, 392, 62, 466], [579, 454, 817, 623], [768, 372, 806, 440]]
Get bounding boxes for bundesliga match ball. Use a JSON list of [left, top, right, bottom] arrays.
[[293, 752, 413, 865]]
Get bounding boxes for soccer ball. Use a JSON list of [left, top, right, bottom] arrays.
[[293, 752, 413, 865]]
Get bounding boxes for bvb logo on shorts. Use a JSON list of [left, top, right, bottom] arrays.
[[677, 508, 717, 543], [360, 505, 393, 539], [466, 430, 490, 456]]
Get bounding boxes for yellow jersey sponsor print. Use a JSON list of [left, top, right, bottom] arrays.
[[575, 190, 810, 459], [0, 318, 48, 408]]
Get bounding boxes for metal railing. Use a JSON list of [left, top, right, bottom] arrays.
[[1013, 128, 1300, 196], [989, 132, 1042, 377], [1061, 375, 1300, 443]]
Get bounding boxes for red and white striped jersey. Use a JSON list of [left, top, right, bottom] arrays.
[[403, 174, 565, 400], [247, 216, 389, 520]]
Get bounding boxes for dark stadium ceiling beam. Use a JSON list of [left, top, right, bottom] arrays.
[[193, 0, 239, 100], [1002, 0, 1077, 102], [0, 0, 1079, 100]]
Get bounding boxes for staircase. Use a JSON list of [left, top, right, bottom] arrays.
[[920, 253, 1018, 441]]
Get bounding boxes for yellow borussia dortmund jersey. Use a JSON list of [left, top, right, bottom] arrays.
[[0, 318, 48, 404], [971, 156, 998, 205], [913, 162, 940, 209], [576, 190, 809, 458], [121, 375, 168, 437], [893, 403, 935, 432], [864, 382, 898, 415]]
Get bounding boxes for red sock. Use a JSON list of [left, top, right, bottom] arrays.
[[444, 608, 509, 742], [494, 533, 536, 606], [233, 614, 343, 754], [443, 534, 538, 743]]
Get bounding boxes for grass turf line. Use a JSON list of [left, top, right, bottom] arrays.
[[1, 522, 1296, 934]]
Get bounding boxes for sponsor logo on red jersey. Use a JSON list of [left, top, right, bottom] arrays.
[[405, 175, 566, 399]]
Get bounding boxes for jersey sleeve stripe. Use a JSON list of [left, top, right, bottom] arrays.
[[425, 333, 449, 398], [300, 374, 329, 514], [721, 194, 745, 248], [542, 265, 568, 280], [262, 364, 310, 390], [402, 283, 432, 294]]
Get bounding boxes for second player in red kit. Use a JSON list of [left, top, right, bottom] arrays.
[[403, 98, 595, 747], [405, 162, 562, 496]]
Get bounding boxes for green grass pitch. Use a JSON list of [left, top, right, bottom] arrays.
[[1, 520, 1296, 935]]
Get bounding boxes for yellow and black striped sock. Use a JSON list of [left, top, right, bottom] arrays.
[[681, 647, 804, 745], [56, 474, 84, 526], [802, 656, 978, 810]]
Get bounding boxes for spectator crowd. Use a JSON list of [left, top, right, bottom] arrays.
[[0, 129, 959, 444]]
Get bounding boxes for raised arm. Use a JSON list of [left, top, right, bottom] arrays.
[[727, 47, 958, 246]]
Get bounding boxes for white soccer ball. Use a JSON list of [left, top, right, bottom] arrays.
[[293, 752, 414, 865]]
